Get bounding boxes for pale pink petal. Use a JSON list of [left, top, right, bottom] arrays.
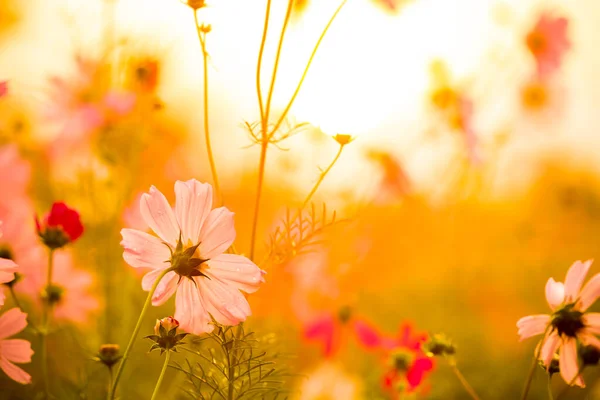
[[140, 186, 179, 245], [0, 289, 5, 306], [579, 331, 600, 350], [174, 180, 213, 244], [583, 313, 600, 335], [206, 254, 265, 294], [174, 279, 213, 335], [0, 309, 27, 340], [564, 260, 593, 302], [539, 331, 560, 367], [0, 357, 31, 384], [198, 277, 251, 326], [0, 339, 33, 363], [198, 207, 236, 259], [121, 228, 171, 269], [545, 278, 565, 310], [517, 315, 550, 341], [103, 91, 136, 115], [578, 273, 600, 311], [141, 269, 178, 306], [0, 258, 17, 283], [559, 337, 584, 387]]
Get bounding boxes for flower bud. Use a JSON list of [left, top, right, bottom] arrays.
[[332, 134, 353, 146], [36, 202, 84, 249], [95, 344, 121, 368], [539, 353, 560, 376], [580, 345, 600, 367], [186, 0, 206, 10], [422, 333, 456, 357], [388, 348, 415, 372], [337, 306, 352, 324], [147, 317, 188, 354], [41, 284, 65, 306]]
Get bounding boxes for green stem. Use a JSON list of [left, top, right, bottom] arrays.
[[249, 140, 268, 262], [109, 267, 176, 399], [194, 10, 221, 203], [547, 374, 553, 400], [449, 362, 480, 400], [268, 0, 348, 137], [521, 325, 552, 400], [106, 367, 114, 400], [300, 142, 345, 211], [41, 248, 55, 399], [9, 285, 23, 310], [256, 0, 272, 121], [150, 351, 171, 400]]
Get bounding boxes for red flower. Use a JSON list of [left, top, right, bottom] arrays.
[[36, 202, 84, 249]]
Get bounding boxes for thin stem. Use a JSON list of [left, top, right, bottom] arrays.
[[300, 143, 345, 211], [109, 266, 176, 399], [547, 374, 553, 400], [249, 140, 268, 262], [107, 367, 114, 400], [41, 248, 55, 399], [150, 351, 171, 400], [194, 9, 221, 203], [269, 0, 348, 137], [521, 325, 552, 400], [9, 286, 23, 310], [450, 362, 481, 400], [226, 329, 234, 400], [256, 0, 272, 121]]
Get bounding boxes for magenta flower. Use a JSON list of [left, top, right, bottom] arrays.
[[121, 180, 265, 334], [526, 12, 570, 78], [0, 308, 33, 384], [517, 260, 600, 387]]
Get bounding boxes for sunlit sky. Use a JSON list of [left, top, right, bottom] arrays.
[[3, 0, 600, 202]]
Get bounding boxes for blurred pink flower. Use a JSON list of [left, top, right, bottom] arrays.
[[121, 179, 265, 335], [366, 150, 411, 203], [458, 98, 481, 165], [0, 145, 31, 207], [122, 193, 147, 232], [526, 13, 570, 78], [103, 91, 136, 116], [304, 311, 382, 357], [0, 308, 33, 384], [517, 260, 600, 387], [17, 249, 99, 324], [0, 81, 8, 97], [0, 257, 17, 306]]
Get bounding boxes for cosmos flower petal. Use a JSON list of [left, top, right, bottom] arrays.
[[560, 337, 584, 387], [578, 273, 600, 311], [579, 331, 600, 350], [353, 319, 383, 349], [564, 260, 593, 302], [121, 229, 171, 269], [545, 278, 565, 310], [174, 179, 213, 244], [304, 315, 336, 357], [141, 269, 178, 306], [198, 207, 236, 259], [198, 277, 251, 326], [0, 357, 31, 384], [175, 279, 213, 335], [517, 315, 550, 341], [140, 186, 179, 245], [0, 309, 27, 340], [0, 339, 33, 363], [539, 332, 560, 367], [206, 254, 265, 294], [583, 313, 600, 335], [406, 357, 434, 388]]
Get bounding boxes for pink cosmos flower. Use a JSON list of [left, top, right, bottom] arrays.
[[17, 248, 99, 323], [365, 150, 411, 203], [0, 257, 17, 306], [121, 179, 265, 335], [526, 13, 570, 78], [0, 144, 31, 207], [517, 260, 600, 387], [0, 308, 33, 384]]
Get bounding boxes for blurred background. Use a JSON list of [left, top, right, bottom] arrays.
[[1, 0, 600, 398]]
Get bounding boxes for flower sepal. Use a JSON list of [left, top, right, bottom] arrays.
[[146, 317, 188, 354]]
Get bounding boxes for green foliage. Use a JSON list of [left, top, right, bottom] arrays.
[[173, 324, 291, 400]]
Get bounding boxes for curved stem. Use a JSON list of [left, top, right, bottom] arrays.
[[269, 0, 348, 137], [109, 267, 176, 399], [41, 248, 55, 399], [150, 351, 171, 400], [300, 143, 345, 211], [521, 325, 552, 400], [256, 0, 272, 121], [9, 286, 23, 311], [450, 362, 480, 400], [194, 10, 221, 203]]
